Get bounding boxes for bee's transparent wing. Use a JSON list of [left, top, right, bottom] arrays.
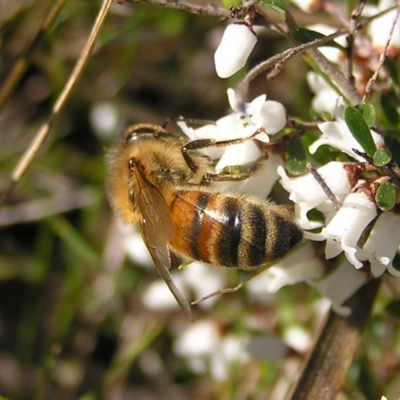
[[133, 163, 193, 320]]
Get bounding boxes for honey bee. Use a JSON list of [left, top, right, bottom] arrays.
[[106, 123, 303, 319]]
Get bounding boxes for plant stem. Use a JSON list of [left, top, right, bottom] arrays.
[[287, 278, 381, 400]]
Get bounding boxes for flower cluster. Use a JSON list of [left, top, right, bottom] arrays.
[[118, 1, 400, 382]]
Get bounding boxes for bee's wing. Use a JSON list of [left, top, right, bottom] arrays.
[[133, 164, 193, 321]]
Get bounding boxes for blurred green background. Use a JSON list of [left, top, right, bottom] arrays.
[[0, 1, 399, 399]]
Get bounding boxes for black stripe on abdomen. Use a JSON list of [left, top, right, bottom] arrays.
[[271, 215, 303, 259], [246, 204, 267, 266], [216, 196, 242, 267], [189, 192, 212, 260]]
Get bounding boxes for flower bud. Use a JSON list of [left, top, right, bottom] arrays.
[[214, 23, 257, 78]]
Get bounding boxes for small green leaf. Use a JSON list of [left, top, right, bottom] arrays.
[[385, 136, 400, 166], [373, 148, 392, 167], [385, 299, 400, 319], [344, 105, 377, 157], [261, 0, 288, 20], [380, 93, 400, 127], [384, 57, 399, 86], [355, 104, 375, 127], [286, 136, 308, 175], [375, 182, 396, 211], [221, 0, 242, 8], [290, 28, 344, 50]]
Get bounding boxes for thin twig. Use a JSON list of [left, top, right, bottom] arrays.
[[307, 163, 341, 210], [344, 0, 367, 84], [0, 0, 68, 112], [0, 0, 113, 208], [134, 0, 231, 18], [362, 6, 400, 103], [234, 28, 351, 108], [287, 278, 381, 400], [255, 6, 362, 106]]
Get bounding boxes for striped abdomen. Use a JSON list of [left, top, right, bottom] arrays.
[[167, 189, 302, 269]]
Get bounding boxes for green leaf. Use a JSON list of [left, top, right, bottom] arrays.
[[285, 136, 308, 175], [355, 103, 375, 127], [261, 0, 288, 20], [290, 28, 344, 50], [375, 182, 396, 211], [344, 106, 377, 157], [221, 0, 242, 9], [380, 93, 400, 127], [385, 136, 400, 166], [373, 148, 392, 167], [385, 299, 400, 319], [384, 57, 399, 86]]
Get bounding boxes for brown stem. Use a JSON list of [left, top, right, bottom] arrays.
[[287, 278, 381, 400]]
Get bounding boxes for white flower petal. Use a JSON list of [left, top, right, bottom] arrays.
[[357, 211, 400, 277], [283, 326, 311, 353], [365, 0, 400, 51], [214, 23, 257, 78], [142, 274, 188, 312], [246, 94, 267, 115], [278, 162, 353, 228], [123, 228, 153, 267], [174, 320, 220, 357], [90, 102, 119, 138], [180, 262, 226, 308], [251, 100, 286, 134], [307, 71, 339, 115], [306, 25, 346, 63], [249, 243, 325, 293], [320, 192, 377, 269], [313, 260, 368, 316], [311, 98, 385, 160]]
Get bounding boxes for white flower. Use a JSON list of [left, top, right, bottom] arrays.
[[313, 260, 368, 316], [283, 326, 311, 353], [310, 191, 378, 269], [306, 24, 346, 64], [90, 101, 119, 139], [364, 0, 400, 53], [307, 71, 339, 115], [278, 161, 354, 228], [178, 90, 287, 197], [310, 98, 384, 161], [214, 146, 284, 198], [227, 89, 287, 135], [174, 320, 249, 380], [123, 226, 153, 268], [179, 90, 286, 146], [214, 23, 257, 78], [357, 210, 400, 277], [142, 274, 188, 312], [248, 243, 325, 294], [180, 261, 226, 308]]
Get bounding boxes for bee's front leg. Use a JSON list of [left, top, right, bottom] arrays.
[[202, 153, 268, 183]]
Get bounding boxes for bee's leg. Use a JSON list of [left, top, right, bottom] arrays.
[[181, 127, 266, 172], [201, 153, 268, 183]]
